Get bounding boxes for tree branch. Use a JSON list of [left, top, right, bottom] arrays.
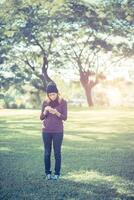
[[62, 47, 79, 70], [47, 33, 53, 57], [32, 35, 45, 53], [79, 31, 93, 58]]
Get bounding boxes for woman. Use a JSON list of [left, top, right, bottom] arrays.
[[40, 82, 67, 180]]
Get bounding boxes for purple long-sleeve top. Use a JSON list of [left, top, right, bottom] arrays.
[[40, 99, 67, 133]]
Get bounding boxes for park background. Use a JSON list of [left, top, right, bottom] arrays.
[[0, 0, 134, 200]]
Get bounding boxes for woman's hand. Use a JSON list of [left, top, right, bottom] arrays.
[[43, 106, 51, 115], [44, 106, 57, 114], [44, 106, 61, 117], [44, 106, 52, 112], [48, 108, 57, 114], [52, 109, 61, 117]]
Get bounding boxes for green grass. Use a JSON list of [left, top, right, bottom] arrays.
[[0, 108, 134, 200]]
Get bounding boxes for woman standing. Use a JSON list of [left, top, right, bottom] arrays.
[[40, 82, 67, 180]]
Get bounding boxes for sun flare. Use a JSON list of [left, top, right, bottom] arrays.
[[106, 87, 122, 106]]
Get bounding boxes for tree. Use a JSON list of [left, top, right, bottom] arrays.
[[0, 0, 133, 108], [0, 0, 67, 92], [60, 0, 134, 106], [60, 1, 112, 106]]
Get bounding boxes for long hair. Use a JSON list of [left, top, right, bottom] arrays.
[[45, 93, 63, 104]]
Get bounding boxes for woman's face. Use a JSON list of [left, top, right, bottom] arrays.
[[48, 93, 58, 101]]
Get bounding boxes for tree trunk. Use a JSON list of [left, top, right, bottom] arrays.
[[41, 54, 54, 90], [41, 69, 53, 89], [80, 70, 96, 107], [84, 84, 93, 107]]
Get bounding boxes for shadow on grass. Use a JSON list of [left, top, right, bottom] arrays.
[[1, 169, 134, 200], [0, 114, 134, 200], [1, 126, 134, 180]]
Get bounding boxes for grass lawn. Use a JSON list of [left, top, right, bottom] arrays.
[[0, 107, 134, 200]]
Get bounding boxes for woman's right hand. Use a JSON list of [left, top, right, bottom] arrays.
[[44, 106, 52, 112]]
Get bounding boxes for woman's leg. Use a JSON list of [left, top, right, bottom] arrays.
[[42, 132, 52, 175], [53, 133, 63, 176]]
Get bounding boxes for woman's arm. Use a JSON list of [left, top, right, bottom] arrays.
[[54, 100, 67, 121], [40, 102, 49, 120]]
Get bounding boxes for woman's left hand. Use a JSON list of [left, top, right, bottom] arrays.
[[53, 109, 61, 117], [49, 108, 61, 117], [49, 108, 57, 114]]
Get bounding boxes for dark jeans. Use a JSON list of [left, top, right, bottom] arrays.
[[42, 132, 63, 176]]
